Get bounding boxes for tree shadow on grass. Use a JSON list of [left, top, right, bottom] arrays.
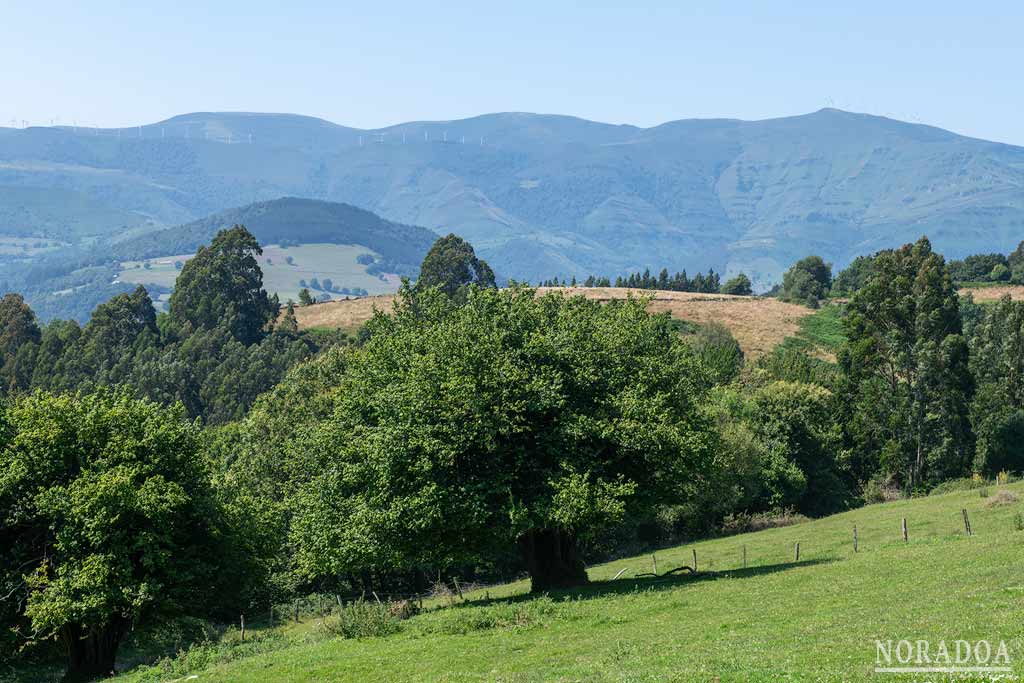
[[465, 558, 836, 608]]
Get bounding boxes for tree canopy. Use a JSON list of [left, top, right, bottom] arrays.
[[168, 225, 278, 345], [417, 234, 497, 298], [281, 286, 716, 592], [0, 390, 226, 681], [841, 237, 973, 489]]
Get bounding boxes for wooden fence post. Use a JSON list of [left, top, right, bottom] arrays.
[[652, 554, 658, 575], [853, 525, 858, 553], [742, 545, 746, 569], [962, 508, 972, 536], [269, 605, 274, 628], [794, 542, 800, 562], [902, 517, 908, 543], [240, 614, 245, 642], [452, 578, 464, 601], [692, 548, 698, 573], [294, 599, 299, 622]]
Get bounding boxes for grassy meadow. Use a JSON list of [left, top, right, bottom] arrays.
[[106, 481, 1024, 683], [118, 243, 401, 304]]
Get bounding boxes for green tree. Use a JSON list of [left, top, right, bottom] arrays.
[[841, 237, 973, 489], [279, 301, 299, 334], [689, 321, 743, 385], [298, 288, 315, 306], [0, 293, 41, 394], [968, 295, 1024, 474], [831, 255, 875, 296], [779, 255, 832, 303], [720, 273, 753, 296], [0, 391, 223, 681], [286, 286, 715, 592], [417, 234, 496, 298], [168, 225, 278, 345]]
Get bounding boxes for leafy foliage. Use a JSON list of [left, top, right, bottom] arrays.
[[0, 391, 229, 680], [779, 256, 832, 304], [720, 273, 753, 296], [168, 225, 278, 345], [417, 234, 496, 298], [841, 237, 973, 489], [282, 285, 716, 592]]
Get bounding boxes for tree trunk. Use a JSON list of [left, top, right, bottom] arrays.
[[517, 528, 588, 592], [62, 619, 127, 682]]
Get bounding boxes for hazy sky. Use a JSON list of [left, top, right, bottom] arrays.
[[3, 1, 1022, 144]]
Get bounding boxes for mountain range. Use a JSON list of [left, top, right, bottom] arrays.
[[2, 108, 1024, 288]]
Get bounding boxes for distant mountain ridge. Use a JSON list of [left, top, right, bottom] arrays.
[[3, 108, 1024, 286]]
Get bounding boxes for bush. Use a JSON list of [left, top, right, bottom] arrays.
[[928, 476, 990, 496], [719, 509, 809, 536], [320, 600, 402, 640], [861, 475, 905, 504]]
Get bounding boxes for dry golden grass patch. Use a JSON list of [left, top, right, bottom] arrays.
[[538, 287, 814, 358], [293, 295, 397, 333], [958, 284, 1024, 301], [294, 287, 812, 358]]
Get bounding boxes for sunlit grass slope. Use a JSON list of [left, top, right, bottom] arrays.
[[119, 482, 1024, 683]]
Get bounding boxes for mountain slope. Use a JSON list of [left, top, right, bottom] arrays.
[[4, 109, 1024, 286]]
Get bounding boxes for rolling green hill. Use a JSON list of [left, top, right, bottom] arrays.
[[99, 480, 1024, 683], [108, 197, 436, 278], [10, 198, 437, 321], [5, 109, 1024, 286]]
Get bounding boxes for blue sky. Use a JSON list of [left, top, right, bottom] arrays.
[[2, 1, 1022, 144]]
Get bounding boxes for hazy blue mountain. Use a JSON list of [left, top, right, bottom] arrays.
[[3, 108, 1024, 286]]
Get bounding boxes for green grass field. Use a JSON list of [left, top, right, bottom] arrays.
[[117, 243, 401, 304], [108, 480, 1024, 683], [778, 303, 846, 356]]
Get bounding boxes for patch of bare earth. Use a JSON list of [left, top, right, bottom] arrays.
[[294, 287, 813, 358]]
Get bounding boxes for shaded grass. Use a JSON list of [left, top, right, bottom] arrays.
[[111, 482, 1024, 683]]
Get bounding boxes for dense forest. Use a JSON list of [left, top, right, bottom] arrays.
[[2, 229, 1024, 681]]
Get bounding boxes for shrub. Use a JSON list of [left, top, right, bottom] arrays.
[[719, 509, 809, 536], [862, 475, 905, 503], [929, 477, 990, 496], [320, 600, 402, 639]]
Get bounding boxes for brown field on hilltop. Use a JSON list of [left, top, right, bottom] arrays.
[[294, 287, 814, 358], [958, 284, 1024, 302]]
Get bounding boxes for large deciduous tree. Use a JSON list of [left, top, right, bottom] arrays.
[[168, 225, 278, 345], [0, 391, 224, 681], [286, 286, 715, 592], [840, 237, 973, 490]]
